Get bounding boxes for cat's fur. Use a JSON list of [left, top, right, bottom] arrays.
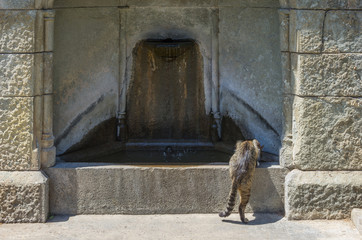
[[219, 139, 263, 223]]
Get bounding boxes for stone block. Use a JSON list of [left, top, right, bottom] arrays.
[[292, 54, 362, 96], [0, 171, 48, 223], [293, 97, 362, 170], [45, 162, 288, 215], [0, 54, 35, 96], [0, 0, 53, 9], [285, 170, 362, 220], [324, 11, 362, 53], [351, 208, 362, 234], [0, 10, 37, 53], [54, 0, 119, 8], [289, 10, 324, 53], [288, 0, 362, 9], [0, 97, 38, 170], [218, 0, 279, 8], [128, 0, 217, 7]]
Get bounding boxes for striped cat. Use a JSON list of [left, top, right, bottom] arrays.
[[219, 139, 263, 223]]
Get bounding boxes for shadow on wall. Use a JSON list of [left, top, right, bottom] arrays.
[[220, 89, 281, 156]]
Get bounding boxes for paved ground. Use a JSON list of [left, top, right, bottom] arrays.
[[0, 214, 360, 240]]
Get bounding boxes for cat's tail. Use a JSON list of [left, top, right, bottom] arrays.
[[219, 179, 238, 218]]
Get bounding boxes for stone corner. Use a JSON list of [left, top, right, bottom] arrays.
[[0, 171, 49, 223], [285, 170, 362, 220]]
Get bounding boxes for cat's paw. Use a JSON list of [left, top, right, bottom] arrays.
[[241, 217, 249, 224], [219, 212, 228, 218]]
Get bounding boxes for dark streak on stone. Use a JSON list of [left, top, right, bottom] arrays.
[[223, 90, 280, 137], [55, 95, 105, 146]]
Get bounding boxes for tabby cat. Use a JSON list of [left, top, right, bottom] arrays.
[[219, 139, 263, 223]]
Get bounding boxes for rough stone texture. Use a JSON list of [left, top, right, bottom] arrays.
[[289, 10, 324, 53], [292, 97, 362, 170], [0, 0, 53, 9], [285, 170, 362, 220], [292, 54, 362, 97], [45, 162, 288, 215], [128, 0, 217, 7], [219, 7, 283, 155], [0, 10, 36, 53], [0, 171, 49, 223], [324, 11, 362, 53], [0, 54, 35, 97], [53, 0, 280, 8], [53, 8, 119, 155], [54, 0, 119, 7], [287, 0, 362, 9], [0, 97, 37, 170], [351, 208, 362, 234]]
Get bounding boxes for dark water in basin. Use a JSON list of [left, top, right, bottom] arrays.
[[88, 150, 231, 164]]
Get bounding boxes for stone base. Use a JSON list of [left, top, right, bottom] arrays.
[[45, 162, 288, 215], [285, 170, 362, 220], [0, 171, 49, 223]]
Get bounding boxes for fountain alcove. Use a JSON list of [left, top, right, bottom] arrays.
[[47, 0, 288, 215]]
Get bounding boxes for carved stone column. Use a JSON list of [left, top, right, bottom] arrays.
[[41, 10, 56, 168]]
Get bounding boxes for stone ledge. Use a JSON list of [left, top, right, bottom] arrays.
[[285, 170, 362, 220], [0, 171, 49, 223], [45, 162, 288, 215]]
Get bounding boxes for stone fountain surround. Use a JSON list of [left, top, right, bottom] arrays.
[[53, 3, 284, 158], [5, 0, 362, 223], [46, 1, 287, 216]]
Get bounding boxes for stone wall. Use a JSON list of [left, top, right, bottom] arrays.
[[280, 0, 362, 219], [52, 0, 283, 156], [0, 0, 54, 222], [0, 0, 361, 223]]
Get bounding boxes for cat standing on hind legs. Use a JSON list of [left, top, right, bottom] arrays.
[[219, 139, 263, 223]]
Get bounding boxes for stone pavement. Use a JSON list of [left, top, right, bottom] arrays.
[[0, 214, 360, 240]]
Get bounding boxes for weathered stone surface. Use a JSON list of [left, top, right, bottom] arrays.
[[219, 0, 279, 7], [53, 8, 119, 155], [45, 162, 288, 215], [0, 171, 48, 223], [0, 97, 37, 170], [292, 54, 362, 96], [279, 10, 290, 52], [292, 97, 362, 170], [288, 0, 362, 9], [0, 11, 36, 53], [289, 10, 324, 53], [128, 0, 217, 7], [54, 0, 119, 8], [285, 170, 362, 219], [219, 7, 283, 155], [324, 11, 362, 53], [0, 0, 53, 9], [351, 208, 362, 234], [0, 54, 35, 96]]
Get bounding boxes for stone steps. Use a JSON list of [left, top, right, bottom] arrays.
[[45, 162, 288, 215]]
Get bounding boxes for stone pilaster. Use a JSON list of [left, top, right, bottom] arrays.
[[0, 0, 54, 222], [281, 0, 362, 219]]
